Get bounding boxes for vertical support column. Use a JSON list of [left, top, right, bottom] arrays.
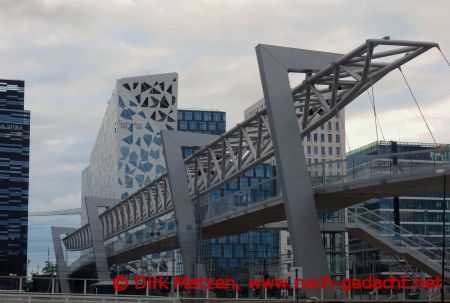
[[51, 226, 77, 293], [84, 197, 119, 280], [255, 44, 341, 298], [160, 130, 217, 278], [391, 141, 401, 227]]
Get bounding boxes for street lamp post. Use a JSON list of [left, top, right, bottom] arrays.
[[437, 169, 447, 303]]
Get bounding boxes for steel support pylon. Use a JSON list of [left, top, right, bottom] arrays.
[[161, 130, 218, 278], [51, 226, 78, 293], [84, 197, 119, 280], [256, 44, 343, 298]]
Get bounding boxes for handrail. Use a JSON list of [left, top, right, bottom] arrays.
[[348, 207, 450, 271]]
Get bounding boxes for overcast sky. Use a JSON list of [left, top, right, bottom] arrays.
[[1, 0, 448, 273]]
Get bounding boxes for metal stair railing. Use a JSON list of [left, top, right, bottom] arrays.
[[347, 207, 450, 272]]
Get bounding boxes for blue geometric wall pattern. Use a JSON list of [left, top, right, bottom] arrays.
[[80, 73, 178, 223]]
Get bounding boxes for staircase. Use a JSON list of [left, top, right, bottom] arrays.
[[346, 207, 450, 279]]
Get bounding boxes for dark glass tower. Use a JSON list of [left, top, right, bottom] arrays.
[[0, 79, 30, 276]]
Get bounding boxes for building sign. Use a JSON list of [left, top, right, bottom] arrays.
[[0, 124, 23, 131], [119, 119, 142, 126]]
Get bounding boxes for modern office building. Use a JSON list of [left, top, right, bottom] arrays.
[[346, 141, 450, 280], [0, 79, 30, 276], [245, 99, 346, 175], [81, 73, 178, 223], [177, 108, 279, 282], [177, 109, 226, 158], [177, 109, 226, 135], [200, 164, 278, 283], [245, 98, 348, 282]]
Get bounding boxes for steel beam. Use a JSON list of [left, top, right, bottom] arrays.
[[84, 197, 119, 280], [160, 130, 217, 278], [51, 226, 77, 293], [256, 44, 342, 298]]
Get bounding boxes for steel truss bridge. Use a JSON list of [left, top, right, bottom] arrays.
[[51, 38, 450, 298]]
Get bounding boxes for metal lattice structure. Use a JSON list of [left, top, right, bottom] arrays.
[[184, 39, 438, 197], [58, 39, 441, 286], [29, 208, 82, 216], [63, 175, 172, 250]]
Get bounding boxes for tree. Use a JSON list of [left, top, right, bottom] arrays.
[[41, 261, 57, 276]]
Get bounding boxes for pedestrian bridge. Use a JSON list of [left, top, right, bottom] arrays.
[[63, 150, 450, 278], [51, 38, 448, 297]]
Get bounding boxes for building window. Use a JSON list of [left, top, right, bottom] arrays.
[[213, 112, 222, 121], [179, 121, 187, 130], [321, 124, 324, 130], [234, 245, 243, 258], [307, 146, 311, 154], [185, 111, 192, 120], [209, 122, 216, 131], [320, 134, 325, 142], [194, 112, 202, 121], [336, 134, 340, 143], [314, 146, 318, 154], [321, 146, 325, 155], [307, 134, 311, 142], [328, 146, 333, 156], [224, 245, 232, 258], [336, 121, 340, 131], [204, 112, 211, 121], [314, 134, 318, 142], [212, 245, 221, 257], [189, 121, 196, 130], [328, 134, 332, 143], [255, 165, 265, 177], [308, 158, 311, 164], [200, 121, 207, 131], [177, 111, 183, 120], [328, 121, 332, 131], [336, 146, 341, 155]]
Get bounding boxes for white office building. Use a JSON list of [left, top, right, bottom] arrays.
[[81, 73, 178, 223]]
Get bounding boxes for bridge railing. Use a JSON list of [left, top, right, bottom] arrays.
[[309, 147, 450, 187], [103, 212, 177, 257], [347, 207, 450, 272], [197, 176, 279, 223], [0, 275, 443, 301]]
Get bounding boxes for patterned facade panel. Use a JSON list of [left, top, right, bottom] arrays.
[[116, 73, 178, 199], [81, 74, 178, 221]]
